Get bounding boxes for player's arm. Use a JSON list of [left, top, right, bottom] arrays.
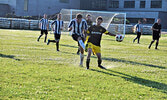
[[104, 29, 116, 36], [39, 19, 42, 29], [159, 26, 162, 38], [85, 27, 92, 43], [61, 21, 64, 30], [152, 23, 158, 31], [108, 32, 116, 36], [47, 23, 49, 30], [51, 21, 55, 31], [141, 25, 143, 34], [68, 20, 73, 31]]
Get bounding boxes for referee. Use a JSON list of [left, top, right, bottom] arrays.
[[47, 13, 64, 51], [37, 14, 49, 43], [148, 19, 162, 49]]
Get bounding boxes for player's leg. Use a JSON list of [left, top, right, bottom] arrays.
[[37, 30, 44, 42], [44, 30, 48, 43], [155, 39, 159, 49], [148, 39, 155, 49], [47, 33, 57, 45], [86, 43, 92, 69], [137, 32, 141, 44], [56, 35, 60, 51], [133, 32, 138, 43], [96, 53, 106, 69], [77, 37, 85, 66], [77, 47, 80, 55]]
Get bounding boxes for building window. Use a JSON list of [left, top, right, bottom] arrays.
[[91, 0, 107, 10], [151, 0, 162, 8], [109, 0, 119, 8], [124, 1, 135, 8], [59, 0, 69, 3], [140, 1, 145, 8], [24, 0, 28, 11]]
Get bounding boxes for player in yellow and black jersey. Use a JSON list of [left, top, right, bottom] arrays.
[[86, 16, 116, 69]]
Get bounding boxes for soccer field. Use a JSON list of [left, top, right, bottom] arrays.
[[0, 29, 167, 99]]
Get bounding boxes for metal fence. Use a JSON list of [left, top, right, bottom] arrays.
[[0, 17, 152, 34]]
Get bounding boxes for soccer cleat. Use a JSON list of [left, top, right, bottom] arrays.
[[133, 39, 135, 43], [57, 49, 60, 51], [98, 65, 106, 69], [37, 39, 39, 42], [47, 39, 50, 45]]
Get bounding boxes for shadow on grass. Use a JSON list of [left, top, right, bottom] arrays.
[[90, 69, 167, 94], [60, 49, 166, 69], [0, 53, 21, 61], [101, 57, 166, 69], [60, 44, 78, 49]]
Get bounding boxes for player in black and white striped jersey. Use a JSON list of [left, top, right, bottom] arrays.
[[68, 13, 87, 66], [37, 14, 49, 43], [47, 13, 64, 51]]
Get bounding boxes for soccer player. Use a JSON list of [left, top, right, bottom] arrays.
[[47, 13, 63, 51], [148, 19, 162, 49], [76, 14, 90, 54], [37, 14, 49, 43], [86, 16, 116, 69], [68, 13, 87, 66], [86, 14, 93, 28], [133, 20, 143, 44]]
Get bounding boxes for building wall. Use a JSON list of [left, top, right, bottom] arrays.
[[0, 4, 11, 17], [0, 0, 16, 11], [15, 0, 80, 16], [106, 0, 167, 28]]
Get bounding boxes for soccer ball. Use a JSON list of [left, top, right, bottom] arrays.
[[116, 34, 124, 42]]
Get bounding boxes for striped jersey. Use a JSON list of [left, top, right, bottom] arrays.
[[52, 20, 63, 34], [135, 24, 143, 32], [40, 18, 49, 30], [68, 18, 87, 36]]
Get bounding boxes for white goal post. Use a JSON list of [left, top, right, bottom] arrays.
[[60, 9, 126, 36]]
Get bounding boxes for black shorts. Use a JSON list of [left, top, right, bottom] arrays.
[[41, 30, 48, 35], [54, 33, 61, 40], [153, 33, 160, 40], [72, 34, 84, 42], [136, 32, 141, 38]]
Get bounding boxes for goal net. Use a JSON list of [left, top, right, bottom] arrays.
[[60, 9, 126, 36]]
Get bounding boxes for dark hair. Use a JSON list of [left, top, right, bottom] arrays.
[[97, 16, 103, 21], [76, 13, 82, 19], [86, 14, 91, 17]]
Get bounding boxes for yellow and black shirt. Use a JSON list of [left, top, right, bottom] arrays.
[[87, 25, 109, 46]]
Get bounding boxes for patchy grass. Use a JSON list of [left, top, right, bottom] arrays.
[[0, 29, 167, 99]]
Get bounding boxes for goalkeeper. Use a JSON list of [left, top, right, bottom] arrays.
[[86, 16, 116, 69]]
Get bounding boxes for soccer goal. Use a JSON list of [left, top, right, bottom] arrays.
[[60, 9, 126, 36]]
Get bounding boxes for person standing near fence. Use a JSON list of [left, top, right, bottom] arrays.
[[47, 13, 63, 51], [37, 14, 49, 43], [148, 19, 162, 49], [133, 20, 143, 44]]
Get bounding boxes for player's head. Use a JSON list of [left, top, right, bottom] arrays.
[[157, 18, 161, 24], [138, 20, 141, 24], [44, 14, 47, 19], [76, 13, 82, 23], [96, 16, 103, 26], [86, 14, 91, 20], [57, 13, 62, 20]]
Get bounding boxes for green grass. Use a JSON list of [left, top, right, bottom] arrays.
[[0, 29, 167, 99]]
